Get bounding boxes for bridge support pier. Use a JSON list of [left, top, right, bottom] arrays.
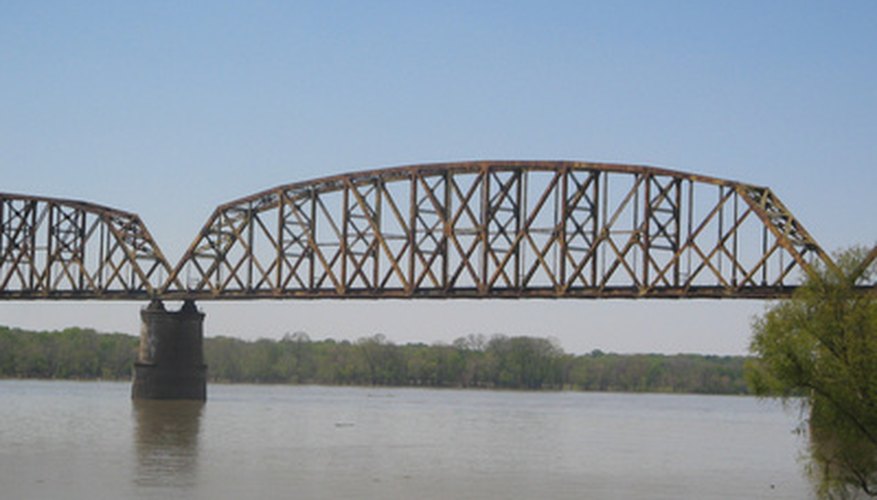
[[131, 299, 207, 400]]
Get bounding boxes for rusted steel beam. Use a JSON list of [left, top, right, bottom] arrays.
[[0, 193, 175, 299], [1, 161, 845, 301], [154, 285, 802, 301], [163, 161, 840, 301], [213, 161, 746, 213]]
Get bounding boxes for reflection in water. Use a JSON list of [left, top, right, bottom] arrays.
[[132, 400, 204, 491]]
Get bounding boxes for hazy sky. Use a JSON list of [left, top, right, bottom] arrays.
[[1, 1, 875, 354]]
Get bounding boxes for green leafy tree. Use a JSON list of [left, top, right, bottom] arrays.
[[2, 325, 750, 394], [746, 248, 877, 498]]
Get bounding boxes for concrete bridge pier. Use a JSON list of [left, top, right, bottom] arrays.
[[131, 299, 207, 400]]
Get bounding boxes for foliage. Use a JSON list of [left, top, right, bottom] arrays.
[[204, 332, 746, 393], [0, 326, 138, 379], [0, 325, 750, 394], [746, 248, 877, 498]]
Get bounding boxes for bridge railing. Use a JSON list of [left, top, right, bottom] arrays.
[[163, 161, 835, 299]]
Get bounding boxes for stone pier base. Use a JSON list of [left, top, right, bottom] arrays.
[[131, 299, 207, 400]]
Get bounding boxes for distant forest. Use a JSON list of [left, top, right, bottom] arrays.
[[0, 326, 749, 394]]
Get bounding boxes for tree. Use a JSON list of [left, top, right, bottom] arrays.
[[357, 334, 405, 385], [484, 335, 565, 389], [746, 248, 877, 498]]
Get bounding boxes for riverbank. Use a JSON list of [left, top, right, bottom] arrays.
[[0, 326, 749, 394]]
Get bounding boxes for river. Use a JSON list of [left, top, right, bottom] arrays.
[[0, 380, 811, 499]]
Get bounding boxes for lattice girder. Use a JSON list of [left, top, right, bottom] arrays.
[[165, 161, 836, 299], [0, 193, 176, 299]]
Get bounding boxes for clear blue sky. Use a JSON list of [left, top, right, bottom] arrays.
[[1, 1, 875, 354]]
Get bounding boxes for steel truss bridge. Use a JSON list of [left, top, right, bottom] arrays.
[[2, 161, 874, 301]]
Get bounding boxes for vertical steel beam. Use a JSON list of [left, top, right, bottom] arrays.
[[373, 179, 382, 291], [29, 201, 36, 291], [46, 202, 54, 293], [480, 166, 489, 293], [732, 190, 739, 287], [276, 191, 284, 292], [514, 169, 523, 290], [98, 215, 106, 291], [246, 203, 254, 291], [407, 172, 417, 294], [341, 182, 349, 293], [762, 223, 768, 286], [442, 170, 451, 291], [686, 180, 694, 284], [673, 179, 682, 287], [78, 208, 86, 292], [591, 172, 610, 287], [717, 186, 724, 279], [558, 167, 568, 290], [643, 173, 651, 289], [309, 188, 317, 291]]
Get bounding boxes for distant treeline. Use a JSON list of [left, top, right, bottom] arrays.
[[0, 326, 749, 394]]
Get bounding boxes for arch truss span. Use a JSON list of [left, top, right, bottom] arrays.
[[165, 161, 834, 300], [0, 193, 176, 299]]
